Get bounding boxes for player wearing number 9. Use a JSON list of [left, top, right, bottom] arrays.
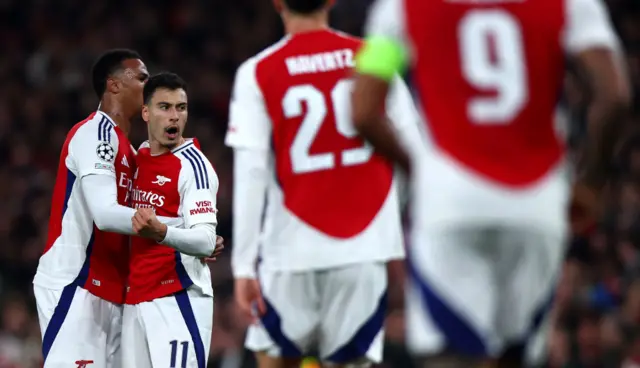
[[353, 0, 630, 367], [224, 0, 423, 366]]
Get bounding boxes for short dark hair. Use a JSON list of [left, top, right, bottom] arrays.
[[91, 49, 142, 99], [283, 0, 327, 14], [143, 72, 187, 104]]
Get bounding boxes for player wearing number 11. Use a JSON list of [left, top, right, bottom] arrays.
[[352, 0, 630, 367], [225, 0, 422, 366]]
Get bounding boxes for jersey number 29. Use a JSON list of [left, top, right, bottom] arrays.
[[283, 79, 373, 174], [459, 10, 527, 125]]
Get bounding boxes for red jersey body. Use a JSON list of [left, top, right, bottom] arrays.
[[253, 30, 392, 238], [35, 111, 135, 304], [405, 0, 565, 187], [362, 0, 620, 229], [127, 139, 217, 304]]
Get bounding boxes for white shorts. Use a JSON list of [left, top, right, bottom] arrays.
[[406, 224, 565, 360], [245, 262, 387, 364], [121, 287, 213, 368], [34, 284, 123, 368]]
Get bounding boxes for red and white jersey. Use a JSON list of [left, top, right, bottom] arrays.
[[226, 29, 421, 272], [34, 111, 136, 304], [365, 0, 621, 230], [127, 139, 218, 304]]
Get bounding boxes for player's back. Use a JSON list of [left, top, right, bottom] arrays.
[[401, 0, 572, 229], [34, 111, 135, 304], [409, 0, 565, 184], [231, 29, 404, 272]]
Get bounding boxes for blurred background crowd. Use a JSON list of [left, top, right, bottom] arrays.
[[0, 0, 639, 367]]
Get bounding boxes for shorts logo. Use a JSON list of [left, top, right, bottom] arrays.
[[96, 142, 115, 163], [75, 360, 94, 367]]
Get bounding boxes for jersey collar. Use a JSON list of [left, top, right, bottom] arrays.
[[96, 111, 117, 128], [171, 139, 195, 154]]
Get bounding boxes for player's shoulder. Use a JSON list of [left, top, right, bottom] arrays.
[[138, 140, 151, 152], [172, 139, 214, 170], [233, 37, 292, 84], [564, 0, 611, 21], [172, 139, 216, 189], [251, 36, 295, 64], [71, 111, 118, 144], [326, 28, 363, 46]]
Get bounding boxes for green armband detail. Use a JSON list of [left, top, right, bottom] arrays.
[[356, 36, 407, 82]]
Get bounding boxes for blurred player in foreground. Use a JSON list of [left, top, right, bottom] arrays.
[[121, 72, 220, 368], [225, 0, 421, 367], [352, 0, 630, 367]]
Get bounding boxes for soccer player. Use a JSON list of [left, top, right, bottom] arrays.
[[225, 0, 421, 367], [352, 0, 630, 367], [33, 50, 184, 367], [33, 49, 148, 367], [121, 72, 219, 368]]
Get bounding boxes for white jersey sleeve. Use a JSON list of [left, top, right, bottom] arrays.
[[386, 76, 421, 132], [386, 75, 423, 208], [160, 148, 219, 257], [161, 224, 217, 257], [230, 148, 269, 279], [68, 116, 119, 179], [225, 58, 272, 151], [564, 0, 620, 54], [178, 149, 219, 229]]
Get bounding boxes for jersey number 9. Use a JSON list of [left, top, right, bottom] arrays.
[[459, 10, 527, 125]]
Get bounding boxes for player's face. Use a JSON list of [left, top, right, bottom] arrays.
[[118, 59, 149, 116], [142, 88, 188, 149]]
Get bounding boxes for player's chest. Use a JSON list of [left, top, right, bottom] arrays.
[[114, 141, 136, 204], [131, 161, 180, 216]]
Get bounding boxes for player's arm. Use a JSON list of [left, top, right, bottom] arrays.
[[566, 0, 631, 189], [72, 124, 182, 235], [386, 75, 423, 207], [155, 156, 219, 257], [225, 59, 272, 280], [352, 0, 411, 173]]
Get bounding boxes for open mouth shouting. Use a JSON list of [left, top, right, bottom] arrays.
[[165, 125, 179, 140]]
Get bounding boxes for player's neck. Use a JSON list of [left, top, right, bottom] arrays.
[[99, 103, 131, 136], [149, 136, 185, 156], [284, 11, 329, 35]]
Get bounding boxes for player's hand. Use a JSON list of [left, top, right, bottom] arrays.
[[235, 278, 266, 324], [202, 236, 225, 263], [132, 208, 168, 242]]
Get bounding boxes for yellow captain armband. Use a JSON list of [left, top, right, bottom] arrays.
[[355, 36, 407, 82]]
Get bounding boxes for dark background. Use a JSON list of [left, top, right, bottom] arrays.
[[0, 0, 639, 367]]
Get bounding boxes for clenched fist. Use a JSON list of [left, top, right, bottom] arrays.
[[132, 208, 168, 242]]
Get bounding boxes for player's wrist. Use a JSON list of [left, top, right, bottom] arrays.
[[154, 223, 168, 242]]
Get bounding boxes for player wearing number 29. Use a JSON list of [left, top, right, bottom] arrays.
[[121, 73, 219, 368], [353, 0, 630, 367], [225, 0, 421, 366]]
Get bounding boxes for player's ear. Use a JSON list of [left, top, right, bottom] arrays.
[[106, 77, 120, 94], [141, 105, 150, 124]]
